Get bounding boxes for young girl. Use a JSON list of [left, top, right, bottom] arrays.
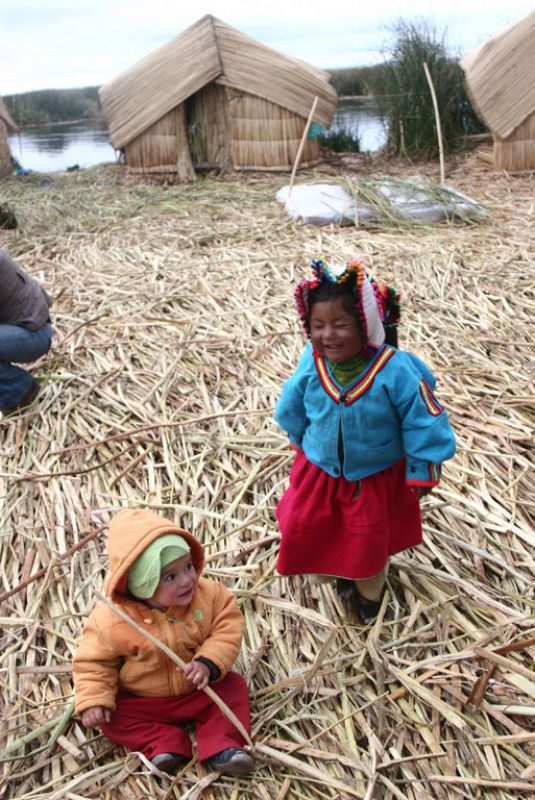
[[274, 257, 456, 624], [73, 508, 254, 776]]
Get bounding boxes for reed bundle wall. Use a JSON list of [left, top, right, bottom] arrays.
[[100, 14, 337, 162], [213, 18, 336, 128], [0, 120, 11, 178], [461, 10, 535, 173], [493, 113, 535, 171], [461, 11, 535, 141], [227, 89, 320, 170], [0, 96, 16, 131], [0, 97, 16, 178], [125, 106, 195, 180], [123, 85, 321, 176]]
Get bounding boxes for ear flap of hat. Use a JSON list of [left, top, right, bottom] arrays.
[[359, 273, 386, 349]]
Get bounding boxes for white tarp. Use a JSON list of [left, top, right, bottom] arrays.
[[276, 178, 488, 227]]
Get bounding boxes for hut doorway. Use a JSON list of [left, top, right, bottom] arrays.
[[187, 84, 232, 170]]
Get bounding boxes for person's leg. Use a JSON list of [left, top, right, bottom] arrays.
[[190, 672, 251, 762], [336, 565, 388, 625], [0, 362, 34, 410], [100, 695, 193, 761], [355, 567, 386, 602], [311, 575, 335, 585], [0, 322, 52, 363], [0, 323, 52, 409]]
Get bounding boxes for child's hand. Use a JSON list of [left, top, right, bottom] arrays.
[[181, 660, 210, 690], [80, 706, 112, 728]]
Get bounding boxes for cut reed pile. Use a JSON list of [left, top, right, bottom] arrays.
[[0, 154, 534, 800]]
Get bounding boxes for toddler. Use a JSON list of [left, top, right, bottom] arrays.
[[73, 508, 254, 775]]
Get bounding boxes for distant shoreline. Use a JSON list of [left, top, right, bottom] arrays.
[[13, 117, 106, 130]]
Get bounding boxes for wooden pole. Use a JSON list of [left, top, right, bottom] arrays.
[[423, 62, 445, 185], [288, 95, 319, 196]]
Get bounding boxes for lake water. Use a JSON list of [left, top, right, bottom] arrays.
[[331, 97, 386, 152], [8, 99, 386, 173], [8, 120, 117, 173]]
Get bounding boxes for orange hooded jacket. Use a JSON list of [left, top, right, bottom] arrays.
[[73, 508, 244, 715]]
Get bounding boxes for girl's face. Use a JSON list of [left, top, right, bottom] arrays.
[[150, 554, 198, 608], [309, 297, 363, 363], [310, 297, 362, 364]]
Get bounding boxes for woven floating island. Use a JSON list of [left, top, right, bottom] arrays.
[[0, 152, 533, 799]]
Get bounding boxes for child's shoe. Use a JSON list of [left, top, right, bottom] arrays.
[[353, 583, 386, 625], [206, 747, 255, 775], [151, 752, 189, 773], [336, 578, 385, 625]]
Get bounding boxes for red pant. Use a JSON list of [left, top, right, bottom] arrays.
[[100, 671, 250, 762]]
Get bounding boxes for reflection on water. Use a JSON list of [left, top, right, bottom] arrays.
[[7, 101, 386, 173], [8, 120, 117, 173], [331, 97, 387, 153]]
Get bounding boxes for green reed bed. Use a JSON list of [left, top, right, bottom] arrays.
[[372, 20, 484, 158]]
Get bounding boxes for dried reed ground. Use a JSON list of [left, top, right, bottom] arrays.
[[0, 153, 533, 800]]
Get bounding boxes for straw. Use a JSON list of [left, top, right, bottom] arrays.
[[0, 151, 533, 798]]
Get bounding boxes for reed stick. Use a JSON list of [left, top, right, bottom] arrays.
[[423, 62, 445, 184], [288, 95, 319, 195]]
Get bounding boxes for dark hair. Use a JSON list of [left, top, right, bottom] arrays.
[[382, 286, 400, 348], [308, 280, 357, 315]]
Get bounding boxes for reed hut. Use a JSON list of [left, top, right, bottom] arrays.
[[461, 10, 535, 172], [99, 15, 337, 180], [0, 95, 17, 179]]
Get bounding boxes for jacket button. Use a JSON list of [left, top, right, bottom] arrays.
[[143, 618, 153, 624]]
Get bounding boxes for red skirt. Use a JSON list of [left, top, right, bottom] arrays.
[[276, 451, 422, 579]]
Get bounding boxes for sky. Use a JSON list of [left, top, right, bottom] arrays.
[[1, 0, 534, 95]]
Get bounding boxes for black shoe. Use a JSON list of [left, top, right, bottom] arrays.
[[1, 378, 40, 416], [353, 583, 386, 625], [151, 752, 189, 773], [206, 747, 255, 775], [336, 579, 385, 625]]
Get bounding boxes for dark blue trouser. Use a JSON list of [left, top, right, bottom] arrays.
[[0, 321, 52, 408]]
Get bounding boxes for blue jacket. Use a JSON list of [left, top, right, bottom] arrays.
[[274, 343, 456, 486]]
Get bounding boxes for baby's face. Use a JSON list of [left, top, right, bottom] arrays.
[[150, 554, 198, 608]]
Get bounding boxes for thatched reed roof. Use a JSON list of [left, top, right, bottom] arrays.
[[0, 95, 17, 132], [461, 10, 535, 139], [100, 14, 337, 150]]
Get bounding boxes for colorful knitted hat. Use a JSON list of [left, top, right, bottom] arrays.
[[294, 257, 400, 350], [127, 534, 191, 599]]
